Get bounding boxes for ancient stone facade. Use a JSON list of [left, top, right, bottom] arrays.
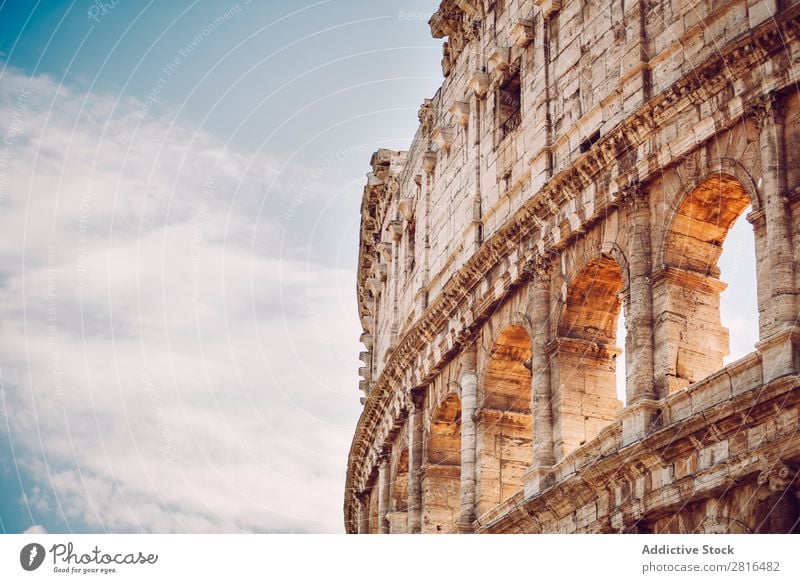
[[345, 0, 800, 534]]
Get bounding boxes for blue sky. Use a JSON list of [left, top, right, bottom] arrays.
[[0, 0, 758, 534], [0, 0, 441, 534]]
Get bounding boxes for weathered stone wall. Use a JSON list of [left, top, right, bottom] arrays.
[[347, 0, 800, 534]]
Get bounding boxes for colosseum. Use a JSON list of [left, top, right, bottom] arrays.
[[344, 0, 800, 534]]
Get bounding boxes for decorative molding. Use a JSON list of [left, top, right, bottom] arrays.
[[488, 47, 511, 74], [432, 126, 456, 153], [758, 460, 796, 492], [388, 220, 404, 242], [744, 90, 785, 128], [511, 19, 534, 48], [422, 150, 438, 173], [376, 242, 393, 263], [449, 100, 470, 126], [398, 198, 415, 221], [534, 0, 562, 19], [468, 71, 490, 98]]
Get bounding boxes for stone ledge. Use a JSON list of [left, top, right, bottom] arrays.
[[475, 374, 800, 533]]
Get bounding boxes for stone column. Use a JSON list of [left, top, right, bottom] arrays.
[[377, 451, 391, 534], [458, 343, 478, 533], [624, 183, 657, 402], [356, 491, 369, 534], [619, 183, 662, 446], [757, 94, 796, 331], [406, 387, 425, 533], [748, 209, 771, 339], [752, 93, 800, 381], [524, 258, 555, 496]]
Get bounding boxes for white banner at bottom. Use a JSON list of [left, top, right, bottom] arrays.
[[0, 534, 797, 582]]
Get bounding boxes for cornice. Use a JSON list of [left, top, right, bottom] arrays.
[[477, 375, 800, 533]]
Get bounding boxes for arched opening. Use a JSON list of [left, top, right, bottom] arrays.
[[422, 393, 461, 533], [387, 448, 409, 533], [654, 174, 755, 395], [391, 449, 409, 511], [718, 205, 759, 364], [476, 324, 533, 517], [552, 255, 624, 459]]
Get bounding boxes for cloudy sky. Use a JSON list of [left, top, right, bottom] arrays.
[[0, 0, 441, 534], [0, 0, 758, 534]]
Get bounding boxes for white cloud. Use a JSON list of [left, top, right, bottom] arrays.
[[0, 67, 362, 533], [23, 524, 47, 534]]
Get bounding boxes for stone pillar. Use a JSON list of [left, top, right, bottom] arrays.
[[624, 184, 657, 402], [458, 344, 478, 533], [406, 387, 425, 533], [757, 94, 796, 330], [752, 94, 800, 381], [524, 259, 556, 496], [748, 209, 771, 339], [619, 184, 661, 447], [377, 452, 391, 534], [356, 491, 369, 534]]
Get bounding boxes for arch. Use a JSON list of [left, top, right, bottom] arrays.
[[391, 448, 409, 512], [386, 448, 409, 533], [660, 173, 751, 273], [444, 379, 463, 401], [481, 323, 532, 411], [600, 241, 631, 294], [551, 254, 624, 460], [422, 392, 461, 533], [477, 312, 533, 369], [655, 167, 760, 268], [707, 158, 762, 211], [476, 324, 533, 517], [553, 246, 630, 339], [653, 172, 760, 395], [559, 255, 623, 343]]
